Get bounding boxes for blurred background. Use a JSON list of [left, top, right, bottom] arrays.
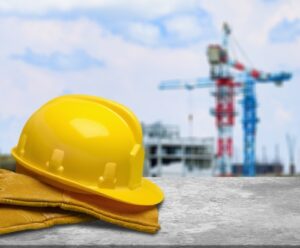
[[0, 0, 299, 177]]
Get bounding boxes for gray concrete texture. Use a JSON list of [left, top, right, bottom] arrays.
[[1, 177, 300, 246]]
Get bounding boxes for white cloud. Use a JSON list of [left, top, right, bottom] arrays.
[[0, 0, 198, 19], [164, 15, 203, 42], [0, 0, 109, 13], [126, 22, 161, 45], [274, 105, 293, 125]]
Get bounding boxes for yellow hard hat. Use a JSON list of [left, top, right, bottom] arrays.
[[12, 95, 164, 206]]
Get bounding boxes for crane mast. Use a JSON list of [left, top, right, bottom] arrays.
[[207, 23, 239, 175]]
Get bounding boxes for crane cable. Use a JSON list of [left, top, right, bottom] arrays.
[[231, 33, 255, 68], [228, 35, 238, 62]]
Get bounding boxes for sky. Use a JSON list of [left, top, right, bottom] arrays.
[[0, 0, 299, 173]]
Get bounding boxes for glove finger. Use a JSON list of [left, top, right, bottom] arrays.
[[0, 169, 13, 175], [0, 205, 92, 235], [0, 169, 13, 183]]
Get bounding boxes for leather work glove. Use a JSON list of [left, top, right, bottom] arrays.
[[0, 205, 90, 235], [0, 169, 160, 234]]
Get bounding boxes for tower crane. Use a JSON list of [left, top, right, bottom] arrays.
[[159, 22, 292, 176]]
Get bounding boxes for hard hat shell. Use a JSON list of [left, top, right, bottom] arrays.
[[12, 95, 164, 206]]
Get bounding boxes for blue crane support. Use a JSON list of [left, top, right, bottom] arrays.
[[230, 61, 292, 176], [242, 77, 257, 176]]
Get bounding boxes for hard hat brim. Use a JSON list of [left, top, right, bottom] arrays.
[[12, 148, 164, 206]]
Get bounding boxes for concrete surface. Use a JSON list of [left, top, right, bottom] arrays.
[[1, 177, 300, 246]]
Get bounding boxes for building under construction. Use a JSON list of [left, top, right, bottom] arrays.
[[232, 163, 283, 176], [0, 154, 16, 171], [143, 122, 215, 177]]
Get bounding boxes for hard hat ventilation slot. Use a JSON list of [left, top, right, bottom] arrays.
[[128, 144, 143, 190], [98, 162, 117, 189], [46, 149, 65, 173], [18, 134, 27, 157]]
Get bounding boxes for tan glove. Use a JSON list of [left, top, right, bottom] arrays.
[[0, 169, 160, 234], [0, 205, 90, 235]]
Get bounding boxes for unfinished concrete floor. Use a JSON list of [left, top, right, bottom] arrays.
[[1, 177, 300, 246]]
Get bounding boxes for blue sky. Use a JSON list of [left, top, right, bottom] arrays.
[[0, 0, 299, 173], [11, 48, 104, 71]]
